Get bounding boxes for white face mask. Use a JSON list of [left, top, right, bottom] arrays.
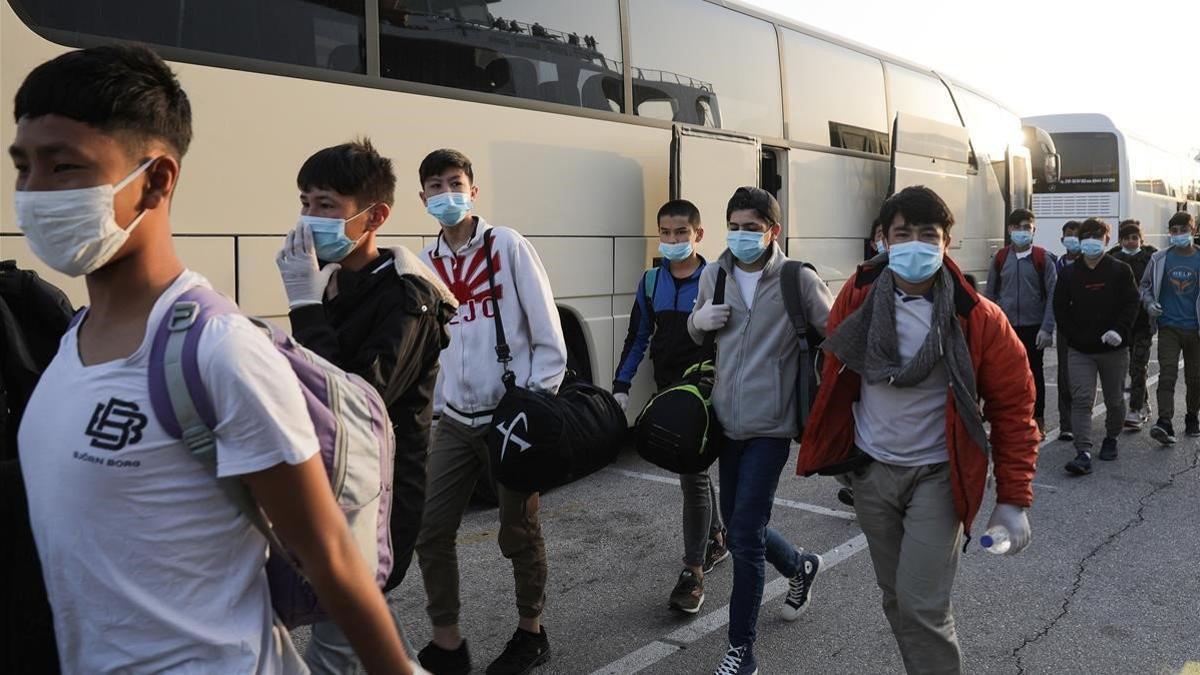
[[14, 158, 155, 277]]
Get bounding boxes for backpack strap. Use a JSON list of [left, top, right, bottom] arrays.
[[1032, 246, 1047, 299], [642, 268, 659, 323], [146, 286, 289, 556], [992, 247, 1010, 295], [780, 260, 818, 347], [482, 230, 516, 387]]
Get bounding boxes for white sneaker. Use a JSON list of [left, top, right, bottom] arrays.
[[713, 644, 757, 675], [1124, 409, 1143, 430]]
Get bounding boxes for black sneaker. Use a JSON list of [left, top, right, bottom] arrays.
[[1186, 414, 1200, 437], [1065, 451, 1092, 475], [780, 552, 822, 621], [1098, 437, 1118, 461], [419, 639, 471, 675], [668, 568, 705, 614], [1150, 419, 1177, 446], [836, 487, 855, 506], [1057, 430, 1074, 442], [703, 529, 730, 573], [486, 627, 550, 675], [713, 644, 757, 675]]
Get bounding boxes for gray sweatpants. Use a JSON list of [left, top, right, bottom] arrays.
[[1068, 347, 1129, 453], [680, 471, 723, 568]]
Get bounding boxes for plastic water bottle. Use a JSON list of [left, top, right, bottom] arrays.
[[980, 525, 1011, 554]]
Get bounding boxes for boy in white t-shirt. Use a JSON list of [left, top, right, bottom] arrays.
[[11, 45, 417, 674]]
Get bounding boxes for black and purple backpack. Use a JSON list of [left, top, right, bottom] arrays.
[[146, 286, 395, 628]]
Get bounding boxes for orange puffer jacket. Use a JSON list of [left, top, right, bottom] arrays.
[[796, 256, 1039, 534]]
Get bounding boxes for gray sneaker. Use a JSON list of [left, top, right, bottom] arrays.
[[669, 569, 705, 614]]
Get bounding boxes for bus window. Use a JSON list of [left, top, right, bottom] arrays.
[[377, 0, 624, 113], [782, 29, 888, 153], [13, 0, 367, 74], [629, 0, 783, 137], [885, 64, 962, 128], [1042, 132, 1120, 194]]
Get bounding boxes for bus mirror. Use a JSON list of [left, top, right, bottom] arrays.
[[1045, 153, 1060, 185]]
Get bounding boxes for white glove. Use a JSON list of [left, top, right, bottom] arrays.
[[1035, 330, 1053, 350], [276, 224, 339, 309], [1101, 330, 1123, 347], [691, 300, 731, 332], [1148, 302, 1164, 318], [407, 663, 432, 675], [986, 503, 1031, 555], [614, 392, 630, 411]]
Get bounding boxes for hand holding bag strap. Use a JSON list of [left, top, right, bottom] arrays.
[[689, 268, 726, 385], [482, 230, 516, 386]]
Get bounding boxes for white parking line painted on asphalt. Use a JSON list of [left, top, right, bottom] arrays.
[[588, 534, 870, 675], [605, 468, 857, 520]]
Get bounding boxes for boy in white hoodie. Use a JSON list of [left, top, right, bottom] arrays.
[[415, 149, 567, 675]]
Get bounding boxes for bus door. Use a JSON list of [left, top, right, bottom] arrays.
[[670, 124, 760, 262], [888, 113, 971, 249], [1004, 143, 1033, 222]]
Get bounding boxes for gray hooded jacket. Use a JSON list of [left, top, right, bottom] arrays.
[[687, 243, 834, 440], [1139, 247, 1200, 334]]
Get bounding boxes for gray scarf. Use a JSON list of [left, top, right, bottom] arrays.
[[824, 264, 989, 455]]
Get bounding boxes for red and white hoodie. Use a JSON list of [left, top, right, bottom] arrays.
[[422, 218, 567, 426]]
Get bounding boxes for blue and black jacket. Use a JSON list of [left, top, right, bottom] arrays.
[[613, 257, 713, 393]]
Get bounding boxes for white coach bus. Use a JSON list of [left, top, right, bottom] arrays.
[[1023, 113, 1200, 253], [2, 0, 1032, 395]]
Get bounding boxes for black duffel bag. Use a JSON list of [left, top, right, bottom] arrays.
[[633, 269, 727, 474], [480, 232, 626, 493]]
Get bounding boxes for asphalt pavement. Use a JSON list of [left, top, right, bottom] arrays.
[[298, 343, 1200, 674]]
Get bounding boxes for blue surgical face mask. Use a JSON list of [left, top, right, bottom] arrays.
[[301, 204, 374, 262], [1080, 238, 1105, 258], [727, 230, 768, 263], [1010, 230, 1033, 247], [426, 191, 473, 227], [658, 241, 694, 262], [887, 241, 943, 283], [1170, 233, 1192, 248], [1062, 236, 1081, 253], [874, 240, 887, 254], [1122, 246, 1140, 256]]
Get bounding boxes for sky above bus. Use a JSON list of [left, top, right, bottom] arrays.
[[747, 0, 1200, 160]]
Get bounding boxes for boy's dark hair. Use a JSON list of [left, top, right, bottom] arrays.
[[1062, 220, 1081, 236], [419, 148, 474, 185], [1118, 220, 1143, 240], [1007, 208, 1035, 228], [1168, 211, 1196, 230], [878, 185, 955, 236], [725, 186, 782, 225], [871, 218, 883, 237], [14, 45, 192, 160], [657, 199, 701, 226], [1077, 217, 1110, 240], [298, 137, 396, 206]]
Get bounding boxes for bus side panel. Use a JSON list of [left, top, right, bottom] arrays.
[[787, 147, 888, 287], [958, 159, 1008, 285]]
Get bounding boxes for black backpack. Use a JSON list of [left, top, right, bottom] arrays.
[[481, 232, 626, 493], [633, 269, 727, 474], [780, 260, 824, 441]]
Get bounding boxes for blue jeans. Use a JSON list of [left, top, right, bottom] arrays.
[[718, 435, 803, 650]]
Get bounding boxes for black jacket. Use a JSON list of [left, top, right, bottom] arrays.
[[1053, 255, 1139, 354], [1108, 244, 1157, 330], [291, 247, 456, 455]]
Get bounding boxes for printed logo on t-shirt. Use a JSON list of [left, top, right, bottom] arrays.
[[429, 248, 504, 325], [85, 398, 148, 451], [1169, 265, 1197, 294]]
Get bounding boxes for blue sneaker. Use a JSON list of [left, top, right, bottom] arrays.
[[713, 644, 757, 675]]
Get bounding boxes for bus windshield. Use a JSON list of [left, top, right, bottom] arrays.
[[1037, 132, 1119, 193]]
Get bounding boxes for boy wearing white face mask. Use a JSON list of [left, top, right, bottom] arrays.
[[613, 199, 728, 615], [1054, 218, 1139, 473], [415, 149, 566, 675], [275, 139, 458, 672], [688, 186, 833, 675], [12, 46, 416, 674], [1109, 220, 1156, 430], [1054, 220, 1084, 442], [985, 208, 1058, 438]]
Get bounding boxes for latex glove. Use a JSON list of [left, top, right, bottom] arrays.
[[409, 664, 432, 675], [986, 503, 1031, 554], [1101, 330, 1122, 347], [1147, 302, 1164, 318], [691, 300, 731, 332], [614, 392, 630, 411], [1035, 330, 1053, 350], [276, 224, 339, 309]]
